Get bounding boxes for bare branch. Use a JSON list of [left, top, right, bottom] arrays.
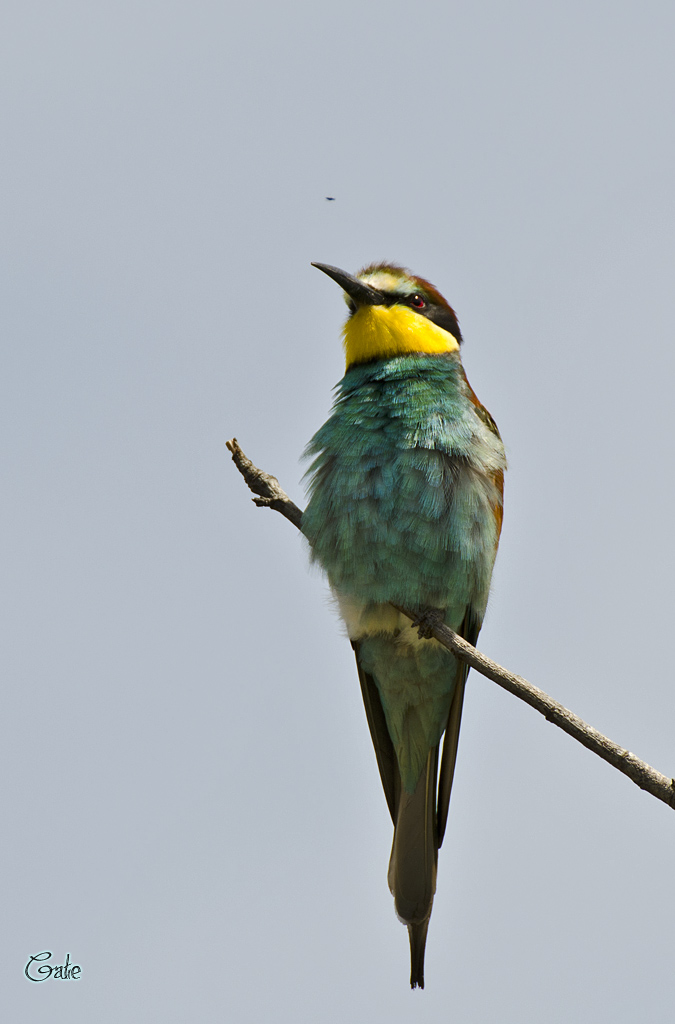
[[226, 438, 303, 530], [227, 438, 675, 812]]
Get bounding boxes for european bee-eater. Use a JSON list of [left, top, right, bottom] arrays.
[[302, 262, 506, 988]]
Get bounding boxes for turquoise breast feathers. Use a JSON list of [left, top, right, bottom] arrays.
[[303, 353, 505, 619]]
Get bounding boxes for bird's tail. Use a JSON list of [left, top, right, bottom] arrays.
[[387, 747, 438, 989]]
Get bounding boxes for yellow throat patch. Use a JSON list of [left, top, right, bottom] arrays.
[[343, 304, 459, 367]]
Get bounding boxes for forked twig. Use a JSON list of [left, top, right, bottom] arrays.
[[227, 437, 675, 811]]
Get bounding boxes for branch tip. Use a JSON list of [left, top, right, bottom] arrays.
[[227, 438, 303, 530]]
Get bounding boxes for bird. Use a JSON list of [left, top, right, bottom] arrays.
[[325, 196, 336, 201], [301, 261, 506, 988]]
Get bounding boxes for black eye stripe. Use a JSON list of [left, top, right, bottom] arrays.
[[347, 287, 463, 343], [377, 292, 426, 307]]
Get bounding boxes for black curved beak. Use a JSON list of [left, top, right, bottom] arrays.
[[311, 262, 385, 306]]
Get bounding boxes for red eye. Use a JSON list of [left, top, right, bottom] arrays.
[[410, 294, 425, 308]]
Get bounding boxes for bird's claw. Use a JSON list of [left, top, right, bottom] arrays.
[[411, 608, 444, 640]]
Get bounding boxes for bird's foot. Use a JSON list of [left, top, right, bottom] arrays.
[[411, 607, 444, 640]]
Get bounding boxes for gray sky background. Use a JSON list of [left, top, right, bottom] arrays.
[[2, 1, 674, 1020]]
